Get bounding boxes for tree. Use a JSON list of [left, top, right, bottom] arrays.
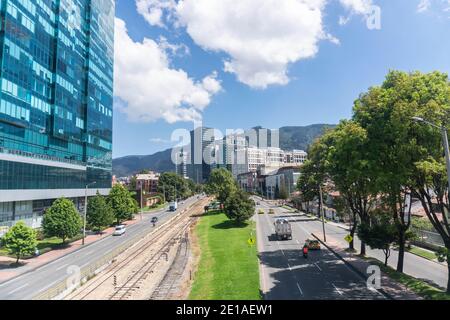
[[1, 222, 37, 263], [107, 184, 137, 224], [224, 190, 255, 224], [205, 168, 238, 205], [158, 172, 191, 202], [297, 160, 323, 215], [42, 198, 82, 244], [357, 211, 397, 266], [321, 121, 376, 253], [406, 72, 450, 292], [87, 192, 114, 233], [352, 71, 429, 272]]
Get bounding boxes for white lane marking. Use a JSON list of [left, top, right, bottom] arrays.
[[55, 263, 68, 271], [296, 282, 304, 295], [84, 250, 94, 256], [261, 202, 306, 297], [9, 283, 29, 295], [314, 263, 322, 271], [332, 283, 343, 296]]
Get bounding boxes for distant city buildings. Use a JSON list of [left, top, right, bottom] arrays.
[[182, 126, 307, 198], [136, 172, 160, 194], [188, 127, 215, 184], [0, 1, 115, 231]]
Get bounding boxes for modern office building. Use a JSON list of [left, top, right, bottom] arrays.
[[188, 127, 215, 184], [0, 0, 115, 232]]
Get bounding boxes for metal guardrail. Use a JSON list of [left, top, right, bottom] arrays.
[[412, 227, 445, 248], [32, 203, 195, 300]]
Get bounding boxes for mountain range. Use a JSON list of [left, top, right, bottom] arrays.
[[112, 124, 335, 177]]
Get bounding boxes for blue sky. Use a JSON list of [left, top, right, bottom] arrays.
[[113, 0, 450, 158]]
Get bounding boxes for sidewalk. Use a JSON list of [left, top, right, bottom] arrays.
[[311, 231, 422, 300], [0, 210, 158, 284]]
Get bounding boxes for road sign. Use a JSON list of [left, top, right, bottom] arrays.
[[344, 234, 353, 243], [248, 238, 256, 246]]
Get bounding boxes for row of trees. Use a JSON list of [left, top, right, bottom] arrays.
[[297, 71, 450, 293], [157, 172, 202, 202], [206, 168, 255, 223], [1, 184, 138, 263]]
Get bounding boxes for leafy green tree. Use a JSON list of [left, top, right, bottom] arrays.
[[87, 192, 114, 233], [1, 221, 37, 263], [352, 71, 431, 272], [320, 121, 376, 253], [224, 190, 255, 224], [404, 71, 450, 292], [42, 198, 82, 244], [128, 176, 137, 191], [205, 168, 238, 205], [358, 211, 398, 266], [158, 172, 190, 202], [297, 159, 323, 215], [107, 184, 137, 224]]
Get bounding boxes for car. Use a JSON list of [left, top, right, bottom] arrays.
[[258, 209, 265, 214], [256, 201, 261, 205], [151, 217, 158, 223], [268, 209, 275, 214], [113, 225, 126, 236], [305, 239, 321, 250]]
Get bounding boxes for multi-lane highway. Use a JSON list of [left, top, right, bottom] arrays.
[[0, 195, 204, 300], [255, 199, 385, 300]]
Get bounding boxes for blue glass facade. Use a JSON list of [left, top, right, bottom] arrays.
[[0, 0, 114, 229]]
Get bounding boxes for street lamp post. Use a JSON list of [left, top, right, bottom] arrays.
[[412, 116, 450, 219], [319, 184, 327, 242], [83, 181, 96, 245]]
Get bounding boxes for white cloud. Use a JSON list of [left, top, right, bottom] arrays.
[[149, 137, 172, 143], [136, 0, 176, 27], [417, 0, 431, 12], [416, 0, 450, 13], [136, 0, 335, 89], [340, 0, 373, 15], [114, 18, 221, 124], [338, 0, 375, 25]]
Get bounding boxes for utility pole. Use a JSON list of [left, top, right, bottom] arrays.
[[319, 184, 327, 242], [140, 182, 143, 220]]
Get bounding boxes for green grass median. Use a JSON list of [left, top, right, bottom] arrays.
[[189, 211, 261, 300]]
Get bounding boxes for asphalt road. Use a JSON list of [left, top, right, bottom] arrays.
[[297, 214, 449, 290], [255, 199, 385, 300], [0, 195, 205, 300]]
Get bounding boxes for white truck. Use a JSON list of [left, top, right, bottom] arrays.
[[169, 201, 178, 212], [274, 218, 292, 240]]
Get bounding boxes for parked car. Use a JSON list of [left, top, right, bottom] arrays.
[[258, 209, 265, 214], [268, 209, 275, 214], [113, 225, 126, 236]]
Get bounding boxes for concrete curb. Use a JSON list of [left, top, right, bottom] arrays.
[[311, 232, 393, 300]]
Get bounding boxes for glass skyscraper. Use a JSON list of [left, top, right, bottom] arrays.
[[0, 0, 114, 232]]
